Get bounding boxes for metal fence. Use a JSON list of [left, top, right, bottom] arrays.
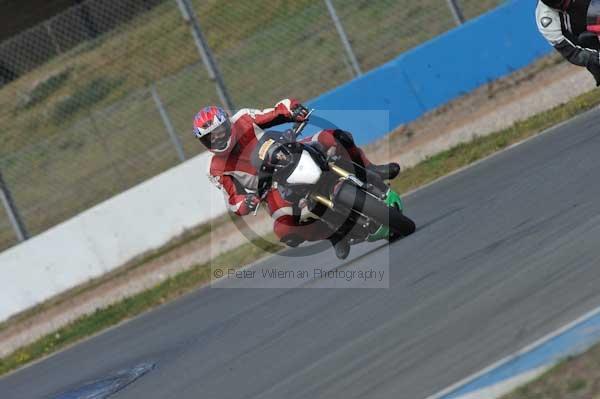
[[0, 0, 504, 251]]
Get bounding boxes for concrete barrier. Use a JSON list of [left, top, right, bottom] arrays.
[[0, 152, 226, 322]]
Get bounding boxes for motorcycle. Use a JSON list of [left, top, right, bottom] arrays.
[[251, 110, 416, 256]]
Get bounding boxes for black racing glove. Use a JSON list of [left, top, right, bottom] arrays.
[[244, 194, 260, 213], [291, 103, 309, 122]]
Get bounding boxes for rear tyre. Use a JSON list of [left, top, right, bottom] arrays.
[[335, 182, 416, 237]]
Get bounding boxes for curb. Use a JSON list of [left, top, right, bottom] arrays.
[[426, 305, 600, 399]]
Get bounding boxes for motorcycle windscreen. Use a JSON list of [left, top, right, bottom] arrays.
[[251, 131, 296, 170], [286, 150, 323, 185]]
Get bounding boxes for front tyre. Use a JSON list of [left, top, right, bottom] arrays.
[[335, 182, 416, 237]]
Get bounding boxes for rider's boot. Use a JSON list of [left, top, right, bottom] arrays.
[[331, 130, 400, 180], [329, 232, 351, 260], [367, 162, 401, 180]]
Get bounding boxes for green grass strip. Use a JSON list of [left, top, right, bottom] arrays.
[[2, 87, 600, 377], [501, 342, 600, 398]]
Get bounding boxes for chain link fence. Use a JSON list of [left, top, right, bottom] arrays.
[[0, 0, 504, 251]]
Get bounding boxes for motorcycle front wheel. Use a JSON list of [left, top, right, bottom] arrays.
[[334, 182, 416, 237]]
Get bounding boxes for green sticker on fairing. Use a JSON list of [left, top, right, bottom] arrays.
[[384, 188, 404, 210], [367, 188, 404, 242]]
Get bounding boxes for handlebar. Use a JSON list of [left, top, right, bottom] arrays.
[[291, 109, 314, 138]]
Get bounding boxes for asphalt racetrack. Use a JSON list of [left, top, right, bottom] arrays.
[[3, 108, 600, 399]]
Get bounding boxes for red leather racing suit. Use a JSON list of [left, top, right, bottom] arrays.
[[208, 99, 373, 244]]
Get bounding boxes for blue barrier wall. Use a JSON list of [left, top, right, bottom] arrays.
[[305, 0, 554, 145]]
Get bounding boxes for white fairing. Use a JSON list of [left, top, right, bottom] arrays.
[[286, 150, 322, 185]]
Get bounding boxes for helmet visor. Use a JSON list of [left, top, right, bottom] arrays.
[[199, 123, 230, 151]]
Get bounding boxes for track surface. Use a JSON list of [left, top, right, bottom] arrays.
[[3, 109, 600, 399]]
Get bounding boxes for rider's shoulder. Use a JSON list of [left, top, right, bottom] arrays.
[[535, 1, 560, 20], [536, 2, 563, 41], [208, 153, 226, 175], [231, 108, 262, 123]]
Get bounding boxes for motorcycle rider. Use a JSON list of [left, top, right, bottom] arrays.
[[536, 0, 600, 85], [194, 100, 400, 259]]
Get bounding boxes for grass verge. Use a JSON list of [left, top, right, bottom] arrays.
[[501, 342, 600, 399], [2, 85, 600, 377]]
